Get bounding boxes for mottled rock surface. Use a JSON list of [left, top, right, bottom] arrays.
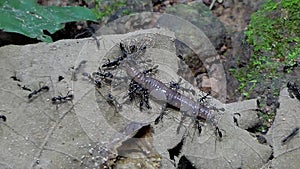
[[1, 29, 298, 169]]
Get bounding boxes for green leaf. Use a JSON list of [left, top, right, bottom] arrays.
[[0, 0, 97, 42], [242, 92, 249, 97]]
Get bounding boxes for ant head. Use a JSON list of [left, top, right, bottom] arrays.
[[119, 42, 127, 55], [0, 115, 7, 122], [287, 82, 292, 88], [196, 115, 206, 121], [129, 45, 137, 53], [66, 89, 74, 95]]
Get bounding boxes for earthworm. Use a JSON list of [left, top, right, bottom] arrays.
[[122, 59, 215, 122], [103, 43, 219, 131]]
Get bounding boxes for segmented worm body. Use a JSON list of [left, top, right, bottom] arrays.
[[122, 59, 216, 125], [102, 43, 217, 127]]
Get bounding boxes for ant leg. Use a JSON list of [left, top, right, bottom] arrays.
[[169, 79, 181, 91], [0, 115, 7, 122], [143, 65, 159, 75], [128, 80, 139, 101], [169, 78, 196, 95], [287, 82, 300, 100], [138, 87, 151, 111], [233, 113, 241, 126], [127, 80, 151, 111], [92, 68, 113, 78], [101, 57, 122, 68], [107, 93, 122, 110], [65, 89, 73, 97], [155, 103, 167, 125], [215, 126, 222, 139], [188, 119, 203, 142], [139, 93, 144, 111], [194, 120, 202, 136], [142, 89, 151, 109], [177, 114, 187, 134], [198, 90, 211, 103], [120, 42, 127, 55], [282, 127, 299, 144]]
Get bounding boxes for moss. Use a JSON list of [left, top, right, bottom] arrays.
[[231, 0, 300, 98], [92, 0, 127, 20]]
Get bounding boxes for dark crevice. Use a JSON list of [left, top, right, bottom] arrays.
[[283, 61, 300, 73], [132, 124, 152, 138], [287, 82, 300, 101], [246, 123, 265, 134], [245, 107, 276, 135], [168, 137, 185, 163], [177, 155, 197, 169], [255, 134, 267, 144]]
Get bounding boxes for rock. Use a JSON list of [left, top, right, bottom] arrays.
[[0, 28, 274, 169], [165, 2, 227, 50], [107, 0, 153, 23], [264, 88, 300, 168], [125, 0, 153, 12], [96, 11, 227, 102], [226, 99, 261, 130]]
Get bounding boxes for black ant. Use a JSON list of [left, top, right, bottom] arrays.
[[154, 111, 166, 125], [92, 70, 113, 78], [169, 80, 181, 91], [102, 57, 124, 68], [127, 80, 151, 111], [102, 43, 146, 68], [142, 65, 158, 75], [74, 26, 100, 49], [107, 93, 122, 111], [177, 54, 184, 60], [196, 114, 222, 139], [82, 69, 113, 88], [71, 60, 87, 81], [28, 86, 50, 99], [74, 26, 96, 39], [0, 115, 6, 122], [282, 127, 299, 144], [215, 126, 223, 138], [58, 75, 64, 82], [119, 42, 143, 55], [169, 78, 196, 95], [51, 91, 74, 104], [126, 66, 159, 111], [10, 75, 21, 82], [17, 84, 32, 92], [233, 113, 241, 126], [287, 82, 300, 101], [102, 44, 127, 68], [82, 72, 102, 88], [198, 91, 211, 103], [193, 120, 202, 136], [283, 61, 299, 73]]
